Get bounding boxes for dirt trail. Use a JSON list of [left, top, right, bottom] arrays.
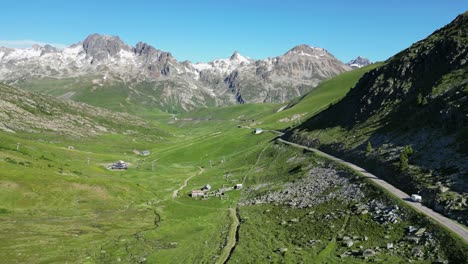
[[242, 144, 270, 184], [216, 144, 271, 263], [172, 167, 205, 199], [218, 207, 240, 264]]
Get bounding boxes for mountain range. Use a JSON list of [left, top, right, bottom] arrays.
[[0, 35, 365, 112]]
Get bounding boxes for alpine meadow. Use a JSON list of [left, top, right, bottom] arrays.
[[0, 3, 467, 264]]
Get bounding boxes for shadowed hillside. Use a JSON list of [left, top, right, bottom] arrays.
[[286, 12, 468, 225]]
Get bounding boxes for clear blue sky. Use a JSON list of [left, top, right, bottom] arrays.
[[0, 1, 465, 63]]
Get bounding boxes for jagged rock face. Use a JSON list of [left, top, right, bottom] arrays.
[[82, 34, 132, 63], [133, 41, 177, 77], [134, 42, 154, 56], [347, 56, 371, 68], [39, 44, 58, 55], [220, 45, 351, 103], [0, 34, 351, 111]]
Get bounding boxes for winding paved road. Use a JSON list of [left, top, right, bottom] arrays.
[[277, 138, 468, 243]]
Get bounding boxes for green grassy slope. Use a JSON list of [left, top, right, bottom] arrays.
[[2, 15, 467, 262], [2, 64, 467, 263], [181, 103, 280, 122], [180, 64, 381, 131], [285, 12, 468, 225], [258, 63, 382, 129], [0, 83, 170, 139], [17, 77, 212, 118], [0, 111, 279, 263], [228, 142, 467, 263]]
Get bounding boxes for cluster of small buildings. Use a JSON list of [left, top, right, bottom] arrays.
[[107, 149, 151, 171], [191, 190, 205, 198], [191, 183, 243, 198]]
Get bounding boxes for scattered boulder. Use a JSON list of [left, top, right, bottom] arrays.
[[415, 228, 426, 236], [406, 236, 420, 244], [276, 247, 288, 255], [240, 167, 364, 208], [412, 247, 424, 258], [363, 249, 376, 258], [345, 240, 354, 248], [408, 226, 418, 233]]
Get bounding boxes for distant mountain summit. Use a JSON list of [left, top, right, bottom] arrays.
[[229, 51, 251, 62], [82, 33, 131, 63], [0, 34, 351, 112], [285, 44, 328, 56], [346, 56, 371, 68]]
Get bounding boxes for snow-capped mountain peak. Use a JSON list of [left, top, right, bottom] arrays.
[[346, 56, 371, 68], [192, 51, 253, 74], [82, 33, 132, 63], [288, 44, 325, 53], [285, 44, 329, 59], [229, 51, 252, 63]]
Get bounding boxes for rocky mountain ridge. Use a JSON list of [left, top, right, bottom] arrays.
[[0, 35, 351, 111]]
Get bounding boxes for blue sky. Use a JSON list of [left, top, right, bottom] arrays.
[[0, 1, 465, 63]]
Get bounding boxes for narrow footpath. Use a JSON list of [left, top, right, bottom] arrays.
[[217, 207, 240, 264], [172, 167, 205, 199]]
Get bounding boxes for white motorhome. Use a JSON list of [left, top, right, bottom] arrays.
[[411, 194, 422, 203]]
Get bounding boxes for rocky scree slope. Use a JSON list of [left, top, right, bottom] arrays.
[[287, 12, 468, 225], [0, 83, 152, 137], [236, 157, 461, 263], [0, 35, 350, 112]]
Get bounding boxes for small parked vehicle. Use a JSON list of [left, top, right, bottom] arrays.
[[411, 194, 422, 203]]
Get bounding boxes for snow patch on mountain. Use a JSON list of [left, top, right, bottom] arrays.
[[193, 51, 253, 75]]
